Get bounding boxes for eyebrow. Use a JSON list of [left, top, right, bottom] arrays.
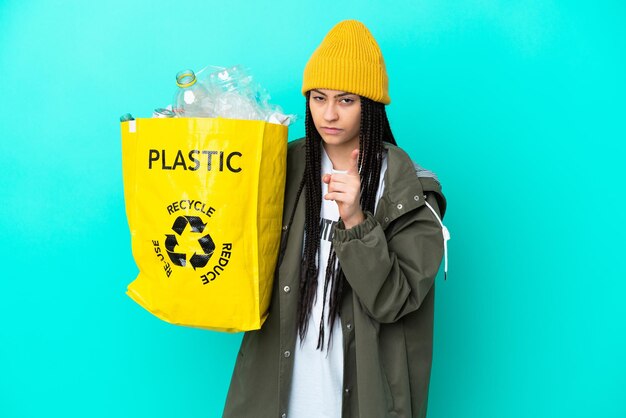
[[311, 89, 355, 98]]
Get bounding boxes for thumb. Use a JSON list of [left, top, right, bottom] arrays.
[[347, 149, 360, 175]]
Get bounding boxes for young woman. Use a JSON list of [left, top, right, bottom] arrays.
[[223, 20, 447, 418]]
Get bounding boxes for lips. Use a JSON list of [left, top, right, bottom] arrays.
[[321, 127, 343, 134]]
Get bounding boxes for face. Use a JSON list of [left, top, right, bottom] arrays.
[[309, 89, 361, 150]]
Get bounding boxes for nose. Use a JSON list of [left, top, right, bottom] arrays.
[[323, 102, 338, 122]]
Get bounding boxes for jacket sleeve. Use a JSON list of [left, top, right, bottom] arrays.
[[332, 192, 445, 323]]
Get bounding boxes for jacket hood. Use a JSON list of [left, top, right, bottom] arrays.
[[381, 141, 447, 218]]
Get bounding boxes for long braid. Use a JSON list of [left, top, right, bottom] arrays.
[[296, 93, 323, 342], [295, 94, 396, 350]]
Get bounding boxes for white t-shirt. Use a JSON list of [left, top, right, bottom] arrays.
[[287, 146, 388, 418]]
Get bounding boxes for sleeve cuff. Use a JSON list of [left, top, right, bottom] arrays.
[[333, 211, 378, 243]]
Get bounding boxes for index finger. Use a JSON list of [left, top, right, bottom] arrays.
[[347, 148, 360, 175]]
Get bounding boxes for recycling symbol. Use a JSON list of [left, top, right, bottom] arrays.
[[165, 216, 216, 269]]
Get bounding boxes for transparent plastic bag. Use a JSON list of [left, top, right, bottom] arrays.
[[167, 64, 296, 126]]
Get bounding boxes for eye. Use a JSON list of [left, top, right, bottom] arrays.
[[312, 95, 325, 101], [340, 97, 355, 104]]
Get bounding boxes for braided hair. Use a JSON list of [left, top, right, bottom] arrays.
[[288, 91, 397, 350]]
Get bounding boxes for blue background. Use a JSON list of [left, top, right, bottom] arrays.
[[1, 1, 625, 417]]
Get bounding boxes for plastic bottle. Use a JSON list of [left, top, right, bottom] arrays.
[[172, 69, 212, 117]]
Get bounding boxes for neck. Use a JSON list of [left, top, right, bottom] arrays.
[[322, 141, 358, 171]]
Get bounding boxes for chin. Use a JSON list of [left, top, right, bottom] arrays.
[[321, 135, 348, 146]]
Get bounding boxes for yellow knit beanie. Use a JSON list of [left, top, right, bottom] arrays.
[[302, 20, 390, 105]]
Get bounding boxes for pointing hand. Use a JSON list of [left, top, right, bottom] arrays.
[[323, 148, 365, 229]]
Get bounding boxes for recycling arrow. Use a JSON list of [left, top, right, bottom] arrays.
[[165, 234, 186, 267], [188, 234, 215, 269], [171, 216, 207, 235], [164, 216, 215, 269], [198, 234, 215, 255], [189, 253, 211, 269]]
